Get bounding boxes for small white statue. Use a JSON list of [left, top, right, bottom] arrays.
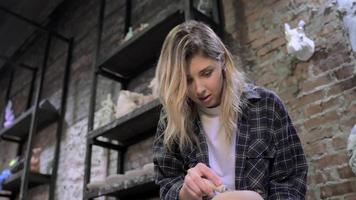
[[4, 101, 15, 128], [337, 0, 356, 52], [115, 90, 155, 119], [94, 94, 116, 129], [30, 147, 42, 172], [197, 0, 213, 15], [347, 124, 356, 175], [123, 27, 133, 42], [149, 77, 159, 98], [284, 20, 315, 61]]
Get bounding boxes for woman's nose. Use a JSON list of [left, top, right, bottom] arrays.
[[195, 79, 206, 96]]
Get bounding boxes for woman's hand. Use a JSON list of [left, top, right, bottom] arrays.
[[179, 163, 222, 200]]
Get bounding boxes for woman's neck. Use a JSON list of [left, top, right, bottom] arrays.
[[197, 104, 220, 116]]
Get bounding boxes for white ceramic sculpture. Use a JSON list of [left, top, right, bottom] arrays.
[[115, 90, 154, 118], [197, 0, 213, 15], [337, 0, 356, 51], [284, 20, 315, 61], [347, 124, 356, 175], [123, 27, 133, 42], [94, 94, 116, 129], [30, 147, 42, 172], [4, 101, 15, 128], [149, 77, 158, 98]]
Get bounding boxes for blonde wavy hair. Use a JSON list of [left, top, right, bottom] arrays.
[[155, 20, 246, 152]]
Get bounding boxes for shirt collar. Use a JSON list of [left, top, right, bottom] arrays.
[[242, 84, 261, 100]]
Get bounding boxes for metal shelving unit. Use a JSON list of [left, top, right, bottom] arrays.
[[0, 100, 58, 142], [83, 0, 222, 199], [0, 5, 73, 200]]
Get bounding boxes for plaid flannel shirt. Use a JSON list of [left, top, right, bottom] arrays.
[[153, 84, 308, 200]]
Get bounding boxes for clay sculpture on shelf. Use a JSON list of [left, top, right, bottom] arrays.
[[30, 147, 42, 172], [115, 90, 155, 119], [4, 101, 15, 128], [347, 124, 356, 175]]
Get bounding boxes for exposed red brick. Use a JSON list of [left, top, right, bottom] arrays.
[[250, 34, 279, 49], [332, 136, 347, 151], [345, 193, 356, 200], [344, 87, 356, 102], [305, 142, 327, 157], [293, 90, 324, 109], [304, 97, 339, 116], [313, 54, 349, 75], [306, 190, 317, 200], [340, 114, 356, 128], [337, 166, 355, 179], [294, 62, 310, 79], [314, 153, 348, 169], [303, 110, 339, 130], [270, 37, 286, 50], [301, 127, 333, 144], [320, 180, 356, 198], [246, 11, 261, 24], [333, 64, 354, 80], [327, 76, 356, 97], [255, 70, 279, 86], [247, 29, 265, 43], [314, 170, 334, 184], [301, 74, 334, 93]]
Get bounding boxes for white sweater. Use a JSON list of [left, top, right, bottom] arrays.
[[198, 105, 236, 190]]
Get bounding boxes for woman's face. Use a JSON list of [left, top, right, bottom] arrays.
[[186, 55, 224, 108]]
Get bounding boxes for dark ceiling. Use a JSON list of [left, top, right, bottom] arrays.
[[0, 0, 64, 73]]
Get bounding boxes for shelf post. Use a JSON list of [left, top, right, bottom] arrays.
[[19, 32, 52, 200], [83, 0, 105, 199], [48, 37, 73, 200]]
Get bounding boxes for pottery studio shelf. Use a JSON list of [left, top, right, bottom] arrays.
[[85, 164, 158, 199], [89, 99, 161, 146], [2, 171, 51, 192], [97, 6, 184, 79], [97, 6, 217, 80], [0, 100, 58, 142]]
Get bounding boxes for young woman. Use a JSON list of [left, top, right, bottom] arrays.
[[153, 20, 308, 200]]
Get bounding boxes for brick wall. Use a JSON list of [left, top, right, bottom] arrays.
[[222, 0, 356, 199], [0, 0, 355, 199]]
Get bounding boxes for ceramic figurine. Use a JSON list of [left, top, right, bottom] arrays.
[[337, 0, 356, 51], [94, 94, 116, 128], [284, 20, 315, 61], [347, 124, 356, 175], [115, 90, 155, 119], [4, 101, 15, 128], [149, 77, 158, 98], [197, 0, 213, 16], [124, 27, 133, 42], [30, 147, 42, 172], [0, 169, 11, 190]]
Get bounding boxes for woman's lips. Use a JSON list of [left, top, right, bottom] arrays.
[[199, 95, 211, 103]]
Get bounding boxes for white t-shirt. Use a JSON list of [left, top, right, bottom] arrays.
[[198, 105, 236, 190]]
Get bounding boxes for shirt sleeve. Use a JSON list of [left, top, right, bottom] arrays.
[[153, 110, 185, 200], [268, 94, 308, 200]]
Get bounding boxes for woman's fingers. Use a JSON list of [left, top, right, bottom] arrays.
[[187, 167, 214, 196], [181, 162, 222, 199], [195, 163, 222, 186], [181, 183, 201, 200], [184, 174, 203, 196]]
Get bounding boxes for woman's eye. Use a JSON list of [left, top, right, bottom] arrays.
[[203, 70, 212, 77]]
